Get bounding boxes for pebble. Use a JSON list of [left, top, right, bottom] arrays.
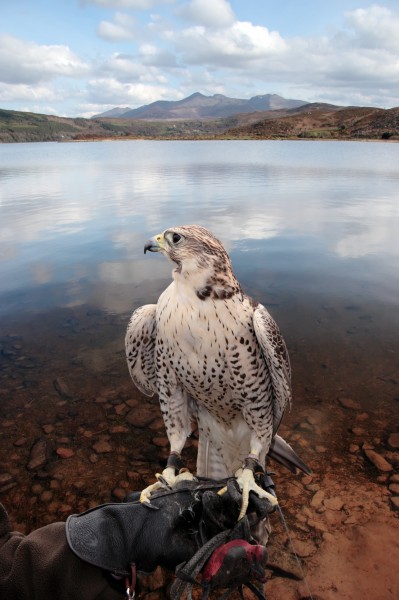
[[40, 490, 53, 502], [31, 483, 43, 494], [338, 397, 361, 410], [310, 489, 325, 509], [112, 487, 127, 500], [109, 425, 130, 434], [125, 406, 156, 428], [349, 444, 359, 453], [56, 447, 75, 459], [390, 474, 399, 483], [92, 440, 112, 453], [42, 424, 55, 434], [351, 427, 366, 436], [0, 473, 15, 492], [388, 433, 399, 449], [363, 449, 393, 472], [13, 437, 28, 447], [388, 483, 399, 495], [152, 436, 169, 448], [356, 412, 369, 421], [27, 438, 50, 471], [53, 377, 74, 399], [390, 497, 399, 510]]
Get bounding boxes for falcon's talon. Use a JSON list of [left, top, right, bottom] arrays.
[[236, 467, 278, 521]]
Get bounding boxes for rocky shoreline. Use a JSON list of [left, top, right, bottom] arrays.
[[1, 318, 399, 599]]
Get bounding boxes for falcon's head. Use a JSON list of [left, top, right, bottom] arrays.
[[144, 225, 241, 300]]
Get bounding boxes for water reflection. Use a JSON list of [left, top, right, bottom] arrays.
[[1, 140, 399, 318]]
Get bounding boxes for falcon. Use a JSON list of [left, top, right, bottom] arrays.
[[126, 225, 309, 518]]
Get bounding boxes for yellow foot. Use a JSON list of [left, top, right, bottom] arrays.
[[139, 466, 195, 504], [235, 467, 278, 520]]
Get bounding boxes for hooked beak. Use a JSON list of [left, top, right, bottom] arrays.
[[144, 233, 164, 254]]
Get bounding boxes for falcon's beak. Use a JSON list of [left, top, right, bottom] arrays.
[[144, 233, 165, 254]]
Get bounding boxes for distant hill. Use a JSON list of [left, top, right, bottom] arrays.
[[92, 107, 132, 118], [0, 103, 398, 143], [223, 104, 399, 140], [93, 92, 307, 120]]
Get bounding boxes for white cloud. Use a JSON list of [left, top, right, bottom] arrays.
[[178, 0, 235, 29], [345, 5, 399, 52], [0, 34, 89, 85], [171, 21, 287, 67], [0, 82, 57, 103], [97, 12, 135, 41], [87, 76, 179, 105]]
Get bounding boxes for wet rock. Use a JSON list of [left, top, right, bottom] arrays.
[[351, 427, 366, 436], [53, 377, 74, 399], [152, 436, 169, 448], [149, 418, 166, 432], [390, 497, 399, 510], [27, 438, 50, 471], [42, 424, 54, 434], [31, 483, 44, 494], [126, 406, 156, 428], [112, 487, 128, 501], [387, 433, 399, 449], [109, 425, 130, 434], [315, 445, 327, 453], [324, 496, 344, 511], [305, 483, 320, 492], [356, 412, 369, 422], [114, 403, 128, 415], [338, 397, 361, 410], [0, 473, 16, 492], [40, 490, 53, 502], [56, 447, 75, 459], [92, 440, 112, 453], [388, 483, 399, 495], [363, 449, 393, 472], [13, 437, 28, 447]]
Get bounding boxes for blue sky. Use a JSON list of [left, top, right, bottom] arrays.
[[1, 0, 399, 117]]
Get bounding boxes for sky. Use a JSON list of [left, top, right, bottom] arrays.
[[1, 0, 399, 117]]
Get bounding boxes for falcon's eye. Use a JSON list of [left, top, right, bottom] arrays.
[[171, 233, 182, 244]]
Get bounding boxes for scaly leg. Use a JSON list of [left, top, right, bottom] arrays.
[[140, 452, 195, 504]]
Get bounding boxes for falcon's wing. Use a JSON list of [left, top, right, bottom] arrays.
[[253, 303, 292, 434], [125, 304, 157, 397]]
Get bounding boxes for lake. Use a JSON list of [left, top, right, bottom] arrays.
[[1, 139, 399, 528]]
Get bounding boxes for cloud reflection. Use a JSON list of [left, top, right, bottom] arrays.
[[1, 141, 399, 316]]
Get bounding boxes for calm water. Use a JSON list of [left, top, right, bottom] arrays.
[[1, 140, 399, 435]]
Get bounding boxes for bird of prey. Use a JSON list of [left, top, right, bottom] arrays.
[[126, 225, 309, 517]]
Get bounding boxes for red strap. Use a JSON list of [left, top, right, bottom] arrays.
[[125, 563, 137, 599]]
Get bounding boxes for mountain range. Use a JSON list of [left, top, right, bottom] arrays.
[[92, 92, 307, 120]]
